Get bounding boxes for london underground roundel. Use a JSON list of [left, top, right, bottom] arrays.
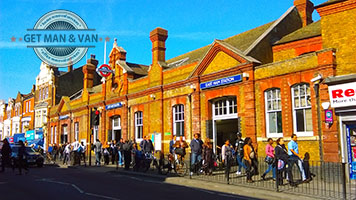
[[97, 64, 112, 77]]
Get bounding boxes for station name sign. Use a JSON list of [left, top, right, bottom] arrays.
[[59, 115, 69, 120], [328, 82, 356, 108], [105, 102, 123, 110], [200, 74, 242, 90]]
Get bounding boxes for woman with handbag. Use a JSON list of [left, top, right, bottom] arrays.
[[243, 137, 256, 183], [275, 137, 296, 186], [261, 138, 276, 180]]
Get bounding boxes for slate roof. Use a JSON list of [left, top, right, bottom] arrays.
[[126, 62, 149, 76], [22, 92, 34, 100], [275, 20, 321, 45], [315, 0, 346, 8], [55, 66, 101, 104], [166, 21, 275, 67]]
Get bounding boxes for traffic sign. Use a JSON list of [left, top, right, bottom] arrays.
[[96, 64, 113, 77]]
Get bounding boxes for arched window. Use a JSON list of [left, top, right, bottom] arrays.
[[265, 88, 282, 137], [135, 111, 143, 140], [173, 104, 184, 137], [291, 83, 313, 136]]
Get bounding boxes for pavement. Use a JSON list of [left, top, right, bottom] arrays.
[[0, 163, 257, 200], [64, 163, 318, 200], [0, 161, 335, 200]]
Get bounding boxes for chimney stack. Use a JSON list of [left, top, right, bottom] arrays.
[[150, 27, 168, 64], [294, 0, 314, 27], [83, 54, 98, 90]]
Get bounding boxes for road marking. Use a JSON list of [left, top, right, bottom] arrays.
[[37, 178, 119, 200], [71, 184, 84, 194], [85, 192, 120, 200]]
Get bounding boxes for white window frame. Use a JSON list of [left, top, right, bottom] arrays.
[[212, 97, 238, 120], [265, 88, 283, 138], [173, 104, 184, 137], [54, 126, 57, 144], [74, 122, 79, 141], [291, 83, 313, 136], [39, 89, 42, 101], [135, 111, 143, 142], [42, 110, 47, 124], [111, 116, 121, 142], [51, 126, 54, 144]]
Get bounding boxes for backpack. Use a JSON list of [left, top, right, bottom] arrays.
[[77, 145, 83, 153], [236, 139, 244, 156]]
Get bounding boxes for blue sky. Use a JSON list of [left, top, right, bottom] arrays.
[[0, 0, 326, 101]]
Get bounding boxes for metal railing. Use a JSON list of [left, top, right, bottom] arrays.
[[184, 153, 356, 200]]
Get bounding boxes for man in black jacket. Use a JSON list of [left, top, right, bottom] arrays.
[[122, 140, 132, 170], [190, 133, 203, 174], [143, 136, 154, 154], [0, 139, 12, 172]]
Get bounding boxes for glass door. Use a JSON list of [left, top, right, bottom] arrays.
[[346, 124, 356, 180]]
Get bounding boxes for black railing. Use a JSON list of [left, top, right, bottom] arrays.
[[184, 153, 356, 200]]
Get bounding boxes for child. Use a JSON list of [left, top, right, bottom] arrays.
[[103, 147, 110, 165], [303, 152, 316, 180]]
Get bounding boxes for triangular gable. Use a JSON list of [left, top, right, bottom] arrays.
[[190, 40, 259, 77], [57, 96, 71, 114]]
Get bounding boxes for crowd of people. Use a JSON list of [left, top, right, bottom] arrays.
[[1, 131, 315, 187], [169, 132, 315, 187]]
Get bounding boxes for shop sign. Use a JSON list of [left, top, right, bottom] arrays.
[[200, 74, 242, 90], [328, 82, 356, 108], [325, 110, 333, 124], [105, 102, 123, 110], [26, 130, 35, 141]]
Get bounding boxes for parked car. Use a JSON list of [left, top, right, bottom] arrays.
[[11, 145, 44, 168]]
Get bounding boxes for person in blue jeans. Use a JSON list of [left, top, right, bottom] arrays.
[[117, 138, 124, 166], [287, 134, 308, 183], [261, 138, 276, 180], [190, 133, 203, 174], [235, 133, 247, 175]]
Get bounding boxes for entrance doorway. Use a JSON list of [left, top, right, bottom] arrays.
[[61, 125, 68, 144], [216, 119, 239, 148], [111, 116, 121, 142], [212, 97, 238, 153]]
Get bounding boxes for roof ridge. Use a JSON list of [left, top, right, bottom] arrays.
[[244, 6, 296, 54]]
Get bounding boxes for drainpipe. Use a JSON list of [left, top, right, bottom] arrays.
[[313, 81, 324, 162]]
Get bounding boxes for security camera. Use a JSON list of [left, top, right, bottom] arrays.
[[311, 74, 322, 83]]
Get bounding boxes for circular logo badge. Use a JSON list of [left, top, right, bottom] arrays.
[[97, 64, 112, 77], [33, 10, 88, 67]]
